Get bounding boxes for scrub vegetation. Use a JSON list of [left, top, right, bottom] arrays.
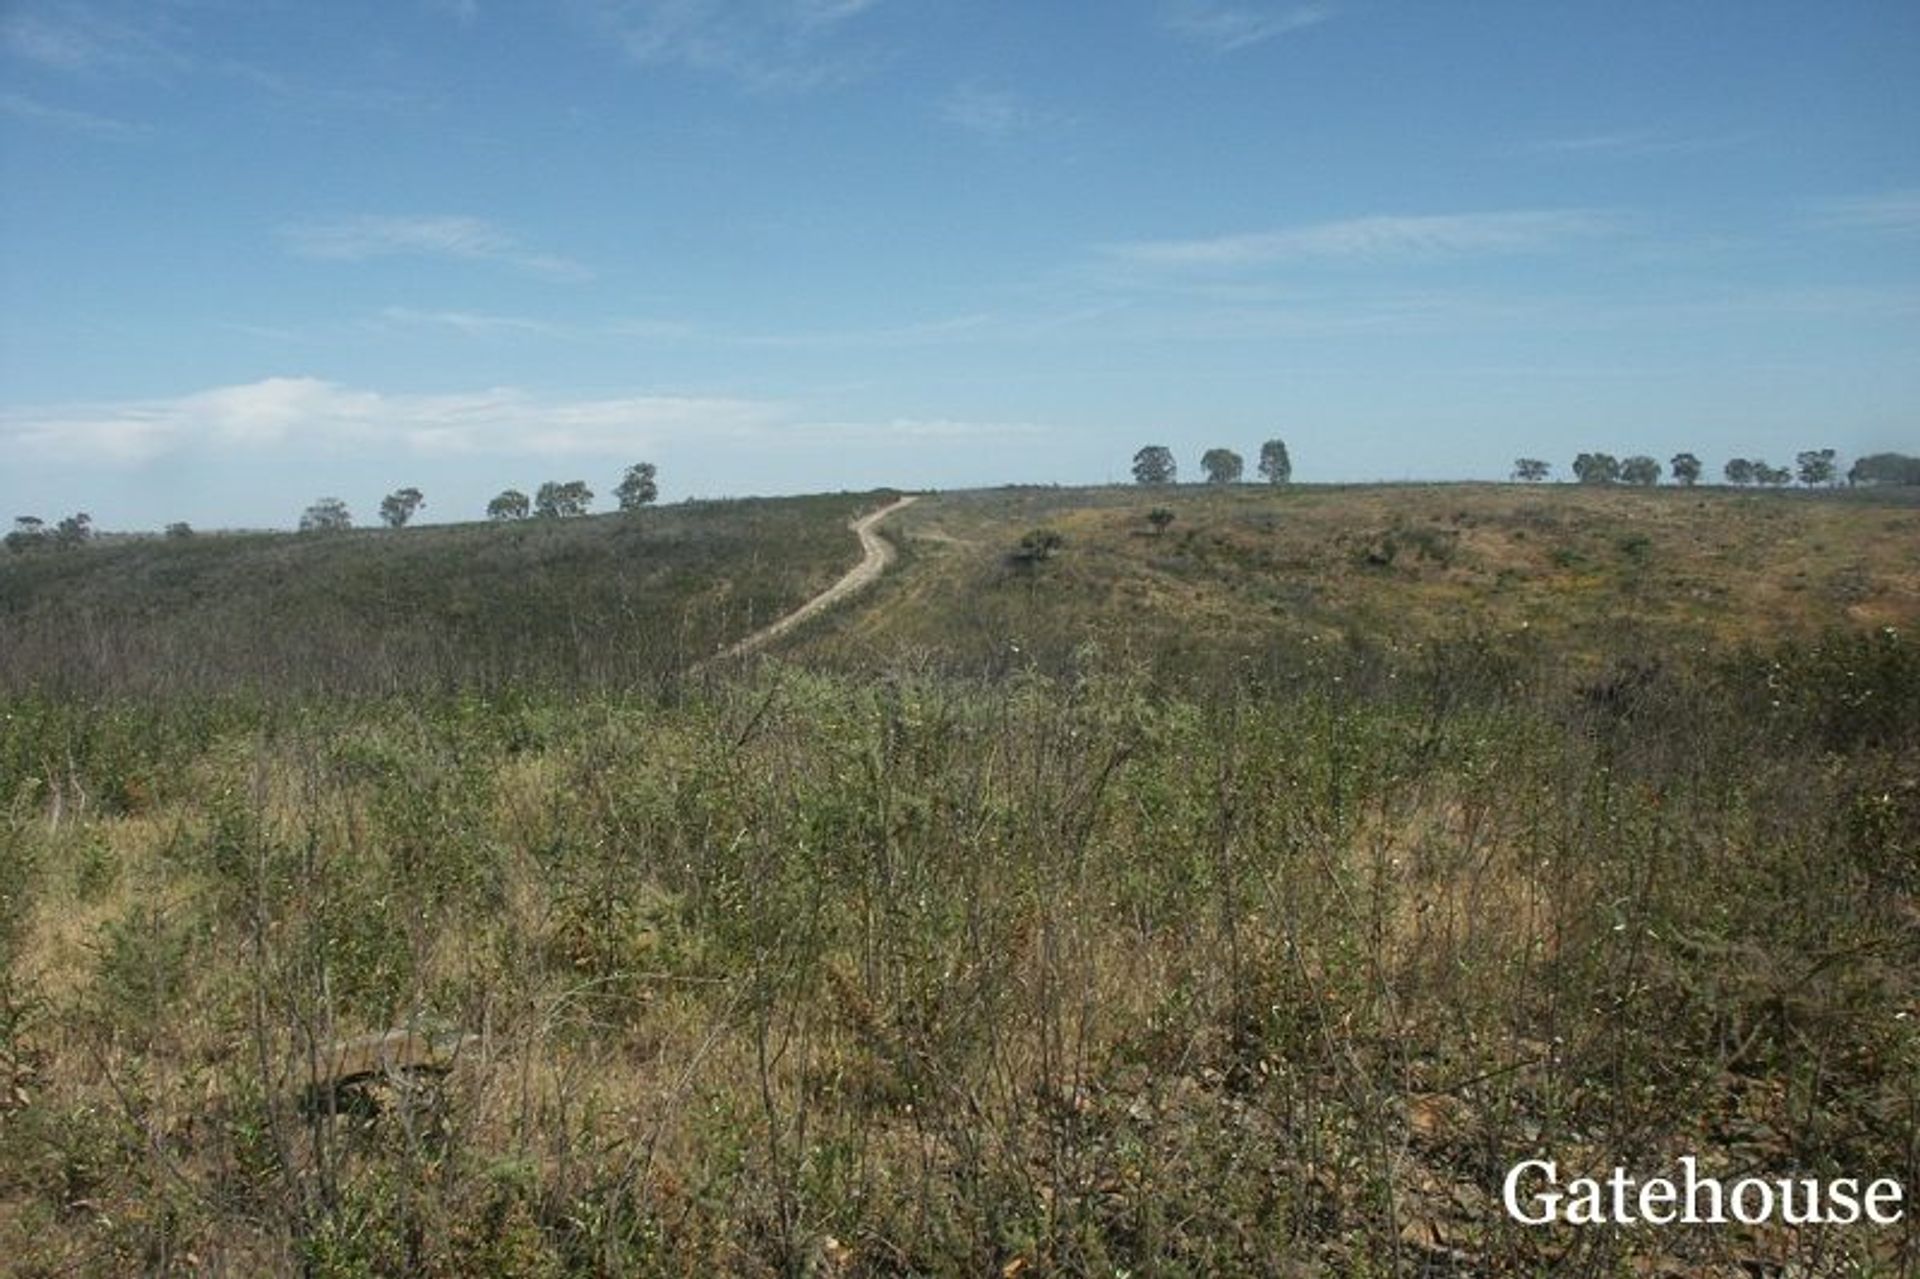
[[2, 482, 1917, 1275], [0, 492, 885, 697]]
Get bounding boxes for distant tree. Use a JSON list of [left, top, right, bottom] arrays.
[[5, 516, 48, 554], [1669, 452, 1702, 486], [1200, 447, 1244, 485], [165, 521, 194, 539], [299, 497, 352, 532], [1620, 455, 1661, 486], [534, 480, 593, 518], [1848, 452, 1920, 486], [1755, 462, 1792, 487], [53, 512, 93, 547], [1132, 445, 1177, 485], [1147, 507, 1176, 536], [615, 462, 659, 511], [379, 486, 425, 529], [1258, 438, 1293, 484], [1572, 452, 1622, 485], [1795, 448, 1837, 487], [487, 489, 531, 521], [1513, 458, 1550, 483], [1013, 527, 1064, 563], [1723, 458, 1756, 486]]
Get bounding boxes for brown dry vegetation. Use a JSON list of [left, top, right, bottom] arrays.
[[2, 482, 1917, 1276]]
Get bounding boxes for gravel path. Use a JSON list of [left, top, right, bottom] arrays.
[[711, 494, 917, 661]]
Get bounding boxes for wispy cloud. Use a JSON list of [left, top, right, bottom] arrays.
[[377, 307, 562, 337], [0, 5, 186, 75], [218, 58, 441, 115], [280, 216, 592, 281], [1104, 210, 1620, 268], [2, 5, 421, 112], [736, 313, 1000, 348], [360, 308, 1069, 348], [794, 0, 883, 26], [425, 0, 480, 25], [940, 84, 1036, 136], [1814, 190, 1920, 235], [1521, 129, 1752, 159], [1163, 1, 1332, 53], [788, 417, 1049, 444], [0, 90, 146, 138], [588, 0, 888, 93]]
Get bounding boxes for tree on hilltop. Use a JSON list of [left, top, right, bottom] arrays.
[[1620, 456, 1661, 486], [5, 516, 48, 554], [1201, 447, 1244, 485], [54, 513, 93, 546], [1572, 453, 1621, 485], [1513, 458, 1550, 482], [1670, 453, 1702, 486], [1132, 445, 1176, 485], [1796, 449, 1837, 487], [615, 462, 659, 511], [299, 498, 352, 532], [379, 487, 425, 528], [535, 481, 593, 518], [487, 490, 530, 521], [1258, 438, 1292, 484], [1724, 458, 1756, 486], [1847, 452, 1920, 486]]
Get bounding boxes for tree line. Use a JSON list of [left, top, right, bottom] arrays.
[[12, 444, 1920, 553], [295, 462, 659, 533], [1131, 440, 1292, 486], [1508, 449, 1920, 488], [6, 463, 662, 549]]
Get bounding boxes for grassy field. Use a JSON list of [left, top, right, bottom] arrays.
[[2, 482, 1917, 1275]]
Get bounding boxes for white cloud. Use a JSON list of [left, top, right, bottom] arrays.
[[589, 0, 887, 93], [1163, 1, 1331, 53], [0, 378, 786, 464], [280, 216, 592, 281], [1815, 190, 1920, 235], [187, 377, 382, 446], [1, 377, 1053, 470], [0, 91, 146, 137], [1104, 210, 1620, 268]]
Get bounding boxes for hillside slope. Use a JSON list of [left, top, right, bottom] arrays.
[[0, 492, 893, 695], [803, 483, 1920, 673]]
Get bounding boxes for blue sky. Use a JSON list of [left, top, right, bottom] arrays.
[[2, 0, 1916, 529]]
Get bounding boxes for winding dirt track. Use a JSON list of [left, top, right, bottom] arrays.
[[711, 494, 917, 662]]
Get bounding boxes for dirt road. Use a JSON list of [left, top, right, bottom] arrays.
[[711, 494, 917, 661]]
